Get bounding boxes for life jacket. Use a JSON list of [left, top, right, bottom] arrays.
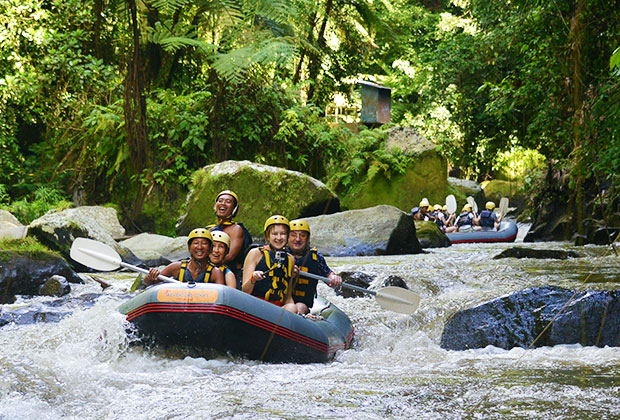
[[178, 259, 216, 283], [434, 212, 445, 229], [209, 220, 253, 270], [479, 209, 496, 228], [252, 246, 293, 303], [456, 211, 473, 227], [290, 247, 320, 307]]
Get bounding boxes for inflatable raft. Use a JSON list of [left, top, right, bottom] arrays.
[[447, 221, 518, 244], [118, 283, 354, 363]]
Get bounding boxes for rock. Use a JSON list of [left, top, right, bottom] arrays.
[[493, 247, 581, 260], [440, 286, 620, 350], [38, 275, 71, 297], [28, 206, 141, 271], [414, 220, 451, 248], [382, 275, 409, 289], [0, 253, 83, 304], [341, 127, 449, 211], [338, 271, 375, 298], [448, 177, 486, 211], [176, 160, 340, 236], [303, 205, 422, 256], [481, 179, 525, 212], [120, 233, 188, 265], [0, 210, 27, 239]]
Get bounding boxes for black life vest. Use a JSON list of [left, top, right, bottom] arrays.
[[252, 246, 293, 303], [479, 209, 496, 228], [178, 259, 216, 283], [209, 221, 253, 269], [290, 247, 320, 307], [456, 211, 473, 227]]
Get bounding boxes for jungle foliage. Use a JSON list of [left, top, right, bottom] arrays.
[[0, 0, 618, 231]]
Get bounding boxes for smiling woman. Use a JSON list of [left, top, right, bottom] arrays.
[[241, 215, 297, 314]]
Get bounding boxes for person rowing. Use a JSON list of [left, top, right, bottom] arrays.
[[144, 228, 224, 285], [242, 215, 297, 314], [455, 204, 476, 232], [287, 219, 342, 314], [209, 230, 237, 288], [209, 190, 252, 288], [475, 201, 502, 231]]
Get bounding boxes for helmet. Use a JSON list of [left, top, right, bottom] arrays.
[[419, 198, 430, 208], [442, 205, 448, 211], [434, 204, 442, 211], [462, 204, 472, 212], [211, 230, 230, 249], [215, 190, 239, 217], [289, 219, 310, 234], [264, 215, 290, 235], [187, 228, 213, 247], [486, 201, 496, 210]]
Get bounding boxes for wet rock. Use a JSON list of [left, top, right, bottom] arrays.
[[176, 160, 340, 236], [39, 275, 71, 297], [303, 205, 422, 256], [414, 220, 451, 248], [0, 253, 83, 304], [493, 247, 581, 260], [448, 177, 486, 211], [440, 286, 620, 350], [0, 210, 28, 239], [28, 206, 141, 271], [120, 233, 187, 266], [382, 275, 409, 289], [337, 271, 375, 298]]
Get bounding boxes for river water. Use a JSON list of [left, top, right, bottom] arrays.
[[2, 228, 620, 419]]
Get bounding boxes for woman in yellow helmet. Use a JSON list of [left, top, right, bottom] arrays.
[[209, 230, 237, 288], [144, 228, 224, 285], [242, 215, 297, 314]]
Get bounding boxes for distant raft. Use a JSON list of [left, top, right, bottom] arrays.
[[447, 221, 519, 244], [118, 283, 354, 363]]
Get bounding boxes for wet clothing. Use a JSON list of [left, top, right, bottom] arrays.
[[178, 259, 216, 283], [209, 221, 253, 288], [479, 209, 497, 230], [252, 246, 294, 304], [289, 247, 331, 308]]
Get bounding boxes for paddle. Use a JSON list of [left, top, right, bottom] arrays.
[[446, 194, 457, 215], [298, 271, 420, 315], [467, 196, 478, 214], [499, 197, 509, 219], [70, 237, 180, 283]]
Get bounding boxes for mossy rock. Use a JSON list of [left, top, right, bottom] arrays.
[[341, 128, 448, 211], [447, 177, 486, 211], [482, 179, 524, 205], [414, 220, 451, 248], [176, 160, 340, 236]]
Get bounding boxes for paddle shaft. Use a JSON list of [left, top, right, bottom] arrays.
[[120, 261, 179, 284], [299, 270, 376, 296]]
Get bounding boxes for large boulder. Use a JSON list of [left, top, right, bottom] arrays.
[[28, 206, 140, 271], [176, 160, 340, 236], [302, 205, 422, 256], [414, 220, 451, 248], [440, 286, 620, 350], [481, 179, 525, 211], [0, 252, 83, 304], [120, 233, 189, 266], [448, 177, 486, 211], [340, 127, 448, 212]]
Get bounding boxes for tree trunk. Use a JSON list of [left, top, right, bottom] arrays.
[[307, 0, 333, 101], [570, 0, 585, 244], [123, 0, 150, 220]]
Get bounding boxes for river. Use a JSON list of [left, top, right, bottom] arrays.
[[2, 227, 620, 419]]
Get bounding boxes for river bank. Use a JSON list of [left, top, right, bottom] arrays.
[[1, 238, 619, 419]]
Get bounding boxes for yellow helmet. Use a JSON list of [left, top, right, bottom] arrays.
[[434, 204, 442, 211], [264, 215, 290, 235], [419, 198, 430, 208], [211, 230, 230, 249], [187, 228, 213, 247], [215, 190, 239, 217], [462, 204, 472, 212], [289, 219, 310, 234], [442, 205, 448, 211], [486, 201, 496, 210]]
